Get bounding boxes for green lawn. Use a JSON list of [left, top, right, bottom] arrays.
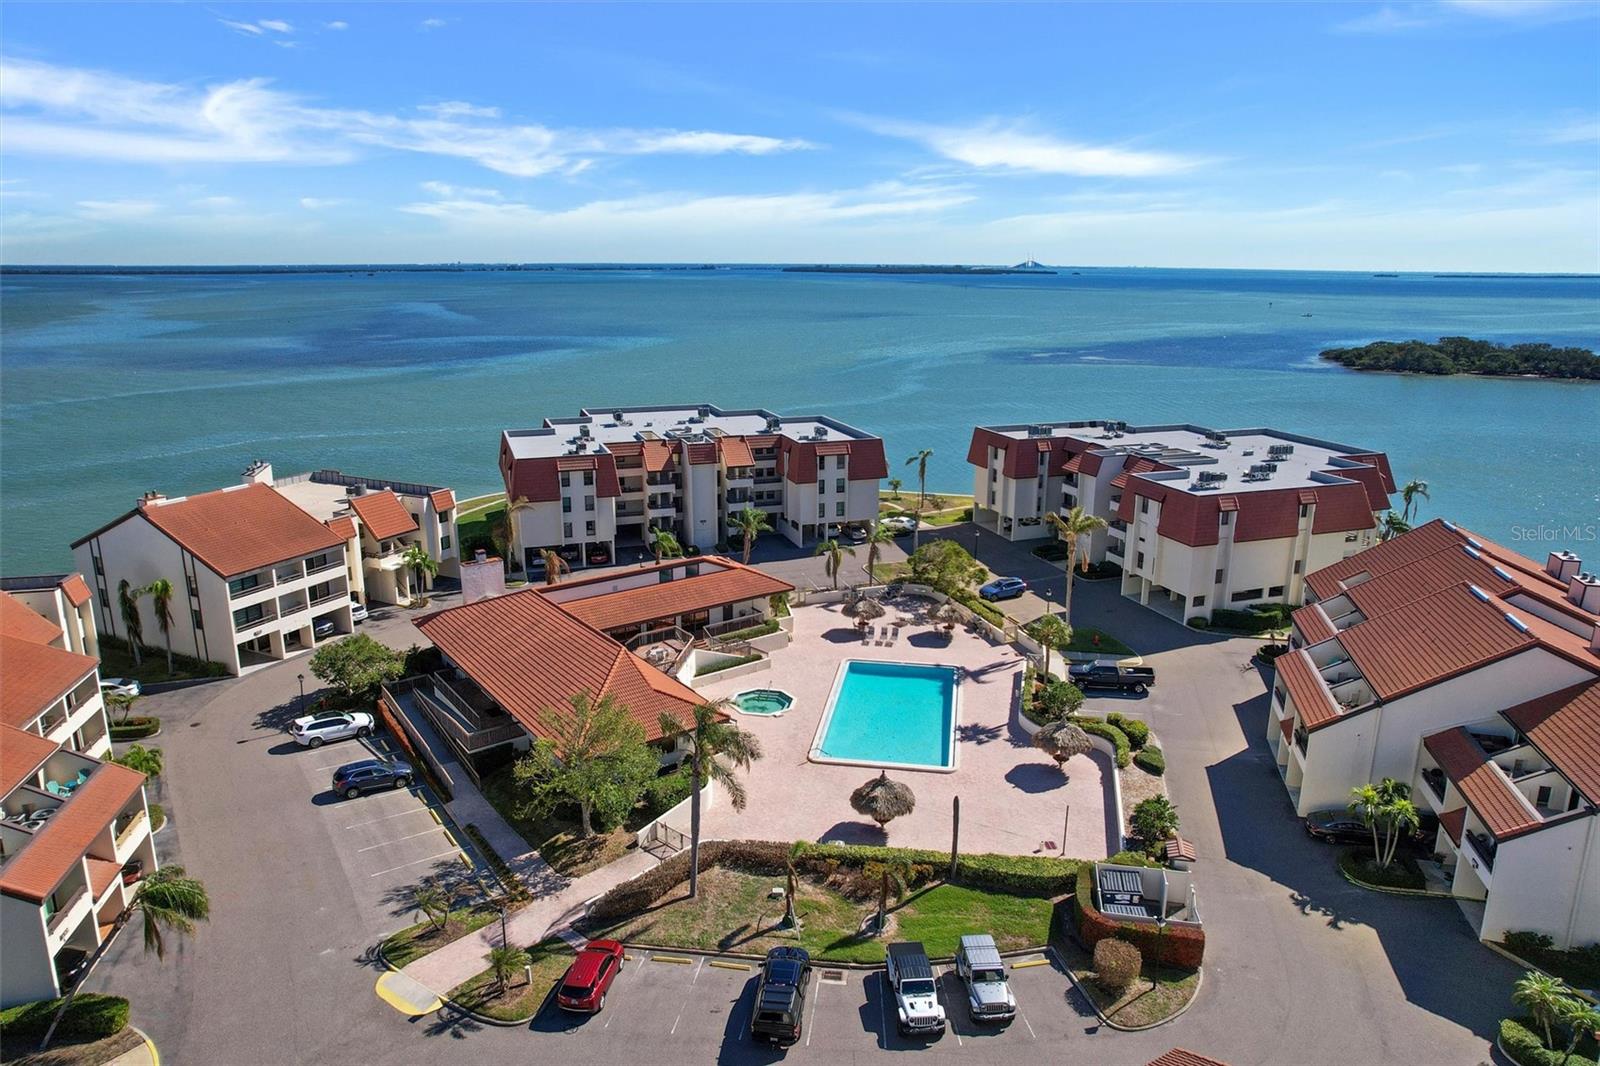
[[1058, 940, 1200, 1028], [96, 640, 223, 685], [591, 868, 1054, 964], [1025, 619, 1136, 657], [455, 504, 508, 557], [447, 938, 573, 1022], [381, 905, 507, 969]]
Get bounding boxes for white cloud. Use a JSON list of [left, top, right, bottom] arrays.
[[419, 180, 502, 200], [298, 197, 345, 209], [219, 17, 294, 38], [76, 199, 159, 220], [0, 57, 814, 176], [420, 101, 502, 120], [258, 19, 293, 33], [1543, 118, 1600, 144], [1442, 0, 1581, 17], [1333, 6, 1432, 33], [853, 115, 1203, 178], [325, 20, 348, 30], [190, 195, 240, 209], [419, 18, 447, 29]]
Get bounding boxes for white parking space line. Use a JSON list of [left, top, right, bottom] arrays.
[[344, 807, 436, 830], [355, 827, 448, 853], [367, 849, 461, 878], [805, 977, 820, 1046], [1018, 1005, 1037, 1040], [669, 957, 707, 1035], [939, 968, 962, 1046], [877, 973, 888, 1049]]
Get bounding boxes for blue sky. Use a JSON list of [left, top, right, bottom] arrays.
[[2, 1, 1596, 269]]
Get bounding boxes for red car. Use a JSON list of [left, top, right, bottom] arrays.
[[556, 939, 625, 1013]]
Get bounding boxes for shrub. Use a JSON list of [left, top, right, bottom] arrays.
[[718, 620, 781, 642], [694, 652, 763, 677], [1092, 938, 1143, 994], [1500, 1015, 1599, 1066], [110, 716, 161, 740], [1186, 617, 1208, 629], [1208, 605, 1292, 634], [1133, 745, 1166, 776], [1131, 796, 1180, 847], [642, 768, 694, 818], [1107, 713, 1149, 750], [0, 994, 130, 1041], [1254, 643, 1289, 664], [1036, 680, 1085, 720], [403, 644, 446, 677], [1107, 850, 1161, 868], [1075, 870, 1205, 969], [954, 592, 1006, 628], [1505, 931, 1556, 957], [1075, 717, 1131, 768]]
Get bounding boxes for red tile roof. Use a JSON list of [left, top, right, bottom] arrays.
[[350, 490, 420, 541], [1336, 584, 1536, 702], [1110, 456, 1172, 490], [0, 762, 145, 903], [1279, 715, 1294, 743], [1291, 604, 1338, 646], [0, 724, 58, 796], [1423, 727, 1542, 840], [0, 592, 64, 647], [59, 575, 92, 608], [1502, 681, 1600, 805], [1, 635, 99, 730], [719, 437, 755, 468], [552, 562, 794, 633], [96, 483, 344, 578], [1117, 478, 1377, 547], [1147, 1051, 1229, 1066], [325, 515, 358, 541], [1440, 807, 1466, 845], [1275, 649, 1340, 730], [86, 856, 122, 899], [1306, 519, 1480, 600], [1342, 546, 1513, 619], [429, 488, 456, 513], [782, 437, 887, 484], [415, 589, 701, 744], [642, 442, 675, 474], [499, 446, 623, 504], [686, 442, 719, 465]]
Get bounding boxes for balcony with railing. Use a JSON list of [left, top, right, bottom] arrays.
[[305, 551, 342, 576], [46, 882, 91, 944], [232, 602, 277, 631], [227, 570, 274, 600], [273, 562, 304, 583], [277, 594, 309, 619], [1464, 830, 1497, 874]]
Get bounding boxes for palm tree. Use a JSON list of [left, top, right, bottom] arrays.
[[730, 506, 772, 565], [539, 548, 572, 586], [1514, 970, 1575, 1050], [814, 538, 856, 590], [1400, 479, 1430, 524], [400, 543, 438, 603], [1030, 614, 1072, 681], [782, 841, 804, 930], [863, 521, 895, 583], [1032, 719, 1093, 770], [106, 691, 140, 725], [1558, 998, 1600, 1065], [870, 856, 915, 935], [650, 527, 684, 564], [657, 702, 763, 899], [887, 477, 903, 500], [39, 866, 209, 1050], [850, 772, 916, 836], [413, 883, 449, 931], [1379, 511, 1411, 541], [905, 449, 933, 550], [112, 744, 163, 778], [1379, 797, 1420, 869], [1045, 506, 1109, 621], [487, 944, 532, 996], [1348, 783, 1386, 865], [117, 579, 146, 667], [143, 578, 177, 675], [488, 508, 513, 566]]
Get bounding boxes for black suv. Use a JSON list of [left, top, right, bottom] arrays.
[[332, 758, 413, 799], [751, 947, 811, 1046]]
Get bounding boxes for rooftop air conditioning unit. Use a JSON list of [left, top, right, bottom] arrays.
[[1027, 424, 1052, 437], [765, 416, 782, 433], [698, 405, 712, 418], [1268, 443, 1295, 457]]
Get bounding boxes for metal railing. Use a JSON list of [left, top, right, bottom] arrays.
[[643, 821, 688, 855], [47, 886, 88, 935], [306, 558, 342, 575]]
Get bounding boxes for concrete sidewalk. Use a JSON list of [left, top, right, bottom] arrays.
[[399, 847, 658, 996]]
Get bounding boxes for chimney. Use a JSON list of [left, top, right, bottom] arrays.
[[1592, 622, 1600, 655], [1547, 550, 1582, 583], [460, 550, 506, 605], [1567, 572, 1600, 615], [241, 459, 274, 485]]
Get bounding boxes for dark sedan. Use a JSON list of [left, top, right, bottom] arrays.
[[1305, 808, 1439, 846], [331, 758, 413, 799]]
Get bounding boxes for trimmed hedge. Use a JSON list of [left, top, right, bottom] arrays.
[[1075, 716, 1131, 769], [1207, 605, 1292, 634], [1500, 1016, 1598, 1066], [1093, 938, 1142, 993], [110, 716, 161, 740], [0, 994, 130, 1041], [1133, 745, 1166, 776], [588, 840, 1081, 920], [1106, 713, 1149, 750], [1502, 932, 1600, 987], [718, 619, 782, 642], [954, 591, 1006, 628], [694, 653, 763, 677], [1075, 868, 1205, 970]]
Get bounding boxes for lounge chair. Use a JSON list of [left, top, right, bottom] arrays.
[[45, 780, 67, 797]]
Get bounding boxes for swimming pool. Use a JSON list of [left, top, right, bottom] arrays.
[[732, 688, 794, 716], [810, 660, 960, 773]]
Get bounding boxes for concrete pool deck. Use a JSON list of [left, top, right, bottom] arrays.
[[690, 601, 1119, 859]]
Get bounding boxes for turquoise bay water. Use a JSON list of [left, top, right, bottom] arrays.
[[1, 267, 1597, 573], [817, 661, 957, 769]]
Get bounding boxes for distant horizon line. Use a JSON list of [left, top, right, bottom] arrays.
[[3, 262, 1596, 278]]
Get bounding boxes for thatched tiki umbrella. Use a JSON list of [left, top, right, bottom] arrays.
[[851, 772, 916, 833], [1032, 720, 1093, 770], [932, 602, 962, 634], [852, 597, 887, 628]]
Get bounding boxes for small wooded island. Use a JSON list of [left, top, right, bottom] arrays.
[[1320, 336, 1599, 380]]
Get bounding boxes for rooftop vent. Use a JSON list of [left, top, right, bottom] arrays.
[[1468, 584, 1491, 603], [1027, 424, 1053, 437], [1568, 572, 1600, 614], [1268, 443, 1295, 458], [765, 415, 782, 433], [698, 405, 712, 418], [1197, 470, 1229, 484], [1503, 611, 1531, 634], [1547, 550, 1582, 583], [578, 424, 592, 438]]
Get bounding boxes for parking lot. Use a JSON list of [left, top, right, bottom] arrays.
[[517, 948, 1089, 1064]]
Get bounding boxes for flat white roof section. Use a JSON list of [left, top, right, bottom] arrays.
[[503, 403, 878, 460]]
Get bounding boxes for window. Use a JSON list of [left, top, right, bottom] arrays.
[[232, 603, 266, 628], [563, 522, 573, 539], [1231, 588, 1264, 602], [1215, 569, 1224, 584], [817, 480, 826, 493], [817, 504, 825, 518], [1220, 512, 1231, 526], [186, 575, 199, 598], [835, 478, 846, 493], [1135, 551, 1145, 568], [560, 472, 571, 488], [441, 535, 451, 550], [563, 498, 572, 513], [1299, 503, 1311, 519], [93, 555, 104, 576], [440, 510, 451, 523], [1536, 785, 1553, 808], [1139, 498, 1149, 514], [228, 574, 261, 596], [584, 495, 595, 511], [585, 520, 596, 537], [98, 589, 110, 610], [817, 457, 826, 471], [1293, 560, 1303, 574], [583, 470, 594, 486], [1268, 585, 1285, 598], [836, 502, 846, 517], [1193, 596, 1206, 607], [191, 608, 202, 629]]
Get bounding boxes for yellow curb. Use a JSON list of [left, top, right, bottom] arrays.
[[375, 971, 443, 1016], [131, 1025, 160, 1066], [441, 828, 458, 849], [651, 954, 695, 965], [709, 960, 752, 971], [429, 808, 442, 825], [1011, 957, 1051, 969]]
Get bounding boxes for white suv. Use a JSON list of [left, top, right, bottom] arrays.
[[290, 711, 375, 747]]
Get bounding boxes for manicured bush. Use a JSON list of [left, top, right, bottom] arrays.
[[109, 716, 161, 740], [718, 620, 782, 642], [1208, 605, 1292, 634], [954, 591, 1006, 628], [1037, 680, 1085, 720], [1106, 713, 1149, 750], [1505, 931, 1557, 956], [694, 652, 763, 676], [1500, 933, 1600, 987], [1500, 1015, 1599, 1066], [1186, 617, 1208, 629], [642, 768, 694, 819], [0, 994, 130, 1041], [1074, 717, 1131, 768], [1131, 796, 1180, 848], [1106, 850, 1161, 868], [1254, 643, 1289, 664], [1338, 849, 1426, 891], [1092, 938, 1143, 994], [1133, 745, 1166, 776]]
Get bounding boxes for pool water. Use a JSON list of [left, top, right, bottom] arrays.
[[733, 689, 794, 716], [812, 661, 958, 771]]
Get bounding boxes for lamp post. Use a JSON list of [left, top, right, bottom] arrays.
[[1153, 915, 1168, 991], [297, 673, 306, 715], [496, 897, 509, 947]]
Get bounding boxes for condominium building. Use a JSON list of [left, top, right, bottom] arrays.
[[2, 589, 156, 1007], [536, 556, 794, 643], [1268, 521, 1599, 946], [498, 404, 887, 574], [71, 483, 354, 676], [266, 463, 459, 605], [0, 574, 98, 661], [968, 420, 1393, 622]]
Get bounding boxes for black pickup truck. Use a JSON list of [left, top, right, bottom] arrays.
[[1067, 660, 1156, 694], [751, 947, 811, 1045]]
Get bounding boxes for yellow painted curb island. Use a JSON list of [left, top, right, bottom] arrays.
[[651, 954, 695, 965], [429, 808, 442, 825], [709, 960, 752, 971], [376, 971, 444, 1016], [129, 1025, 160, 1066], [1011, 957, 1051, 969]]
